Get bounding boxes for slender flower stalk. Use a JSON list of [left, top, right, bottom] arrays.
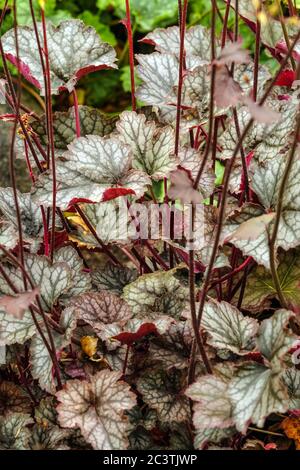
[[175, 0, 188, 156], [10, 1, 25, 281], [269, 112, 300, 309], [188, 28, 300, 380]]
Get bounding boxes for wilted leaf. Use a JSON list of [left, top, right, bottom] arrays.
[[137, 369, 190, 422], [201, 299, 258, 355], [80, 336, 98, 358], [281, 417, 300, 450], [228, 362, 289, 433], [186, 375, 233, 429], [57, 370, 136, 450], [0, 382, 32, 416], [117, 111, 177, 179], [2, 20, 117, 95], [32, 135, 150, 209], [123, 270, 188, 318], [0, 287, 39, 320]]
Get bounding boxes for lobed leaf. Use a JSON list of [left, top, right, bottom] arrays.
[[57, 370, 136, 450]]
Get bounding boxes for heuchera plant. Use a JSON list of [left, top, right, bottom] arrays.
[[0, 0, 300, 451]]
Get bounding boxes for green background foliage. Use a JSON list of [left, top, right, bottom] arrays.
[[0, 0, 272, 111]]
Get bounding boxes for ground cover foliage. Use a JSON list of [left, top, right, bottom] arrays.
[[0, 0, 300, 451]]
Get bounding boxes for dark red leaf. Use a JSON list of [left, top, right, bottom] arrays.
[[113, 323, 158, 345], [275, 70, 296, 87], [102, 187, 136, 202]]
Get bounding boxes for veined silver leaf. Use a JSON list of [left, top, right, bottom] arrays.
[[222, 203, 271, 269], [31, 135, 150, 209], [194, 427, 236, 450], [57, 370, 136, 450], [123, 270, 188, 318], [0, 413, 33, 450], [178, 147, 215, 199], [0, 308, 36, 346], [31, 106, 117, 150], [117, 111, 177, 179], [2, 20, 117, 95], [228, 362, 289, 433], [202, 299, 258, 355], [69, 291, 132, 331], [0, 254, 72, 311], [0, 188, 44, 242], [137, 368, 190, 423], [283, 368, 300, 411], [257, 309, 295, 366], [143, 25, 213, 59], [136, 52, 179, 108], [91, 263, 138, 295], [0, 222, 18, 250], [219, 98, 298, 163], [186, 375, 233, 429], [53, 246, 92, 302], [30, 306, 77, 394]]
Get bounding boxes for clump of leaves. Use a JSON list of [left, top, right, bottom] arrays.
[[1, 0, 300, 453]]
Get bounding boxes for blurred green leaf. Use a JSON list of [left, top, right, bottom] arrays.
[[78, 10, 117, 46]]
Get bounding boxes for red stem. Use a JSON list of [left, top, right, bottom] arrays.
[[125, 0, 136, 111], [41, 9, 57, 262], [221, 0, 231, 47], [73, 89, 81, 138]]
